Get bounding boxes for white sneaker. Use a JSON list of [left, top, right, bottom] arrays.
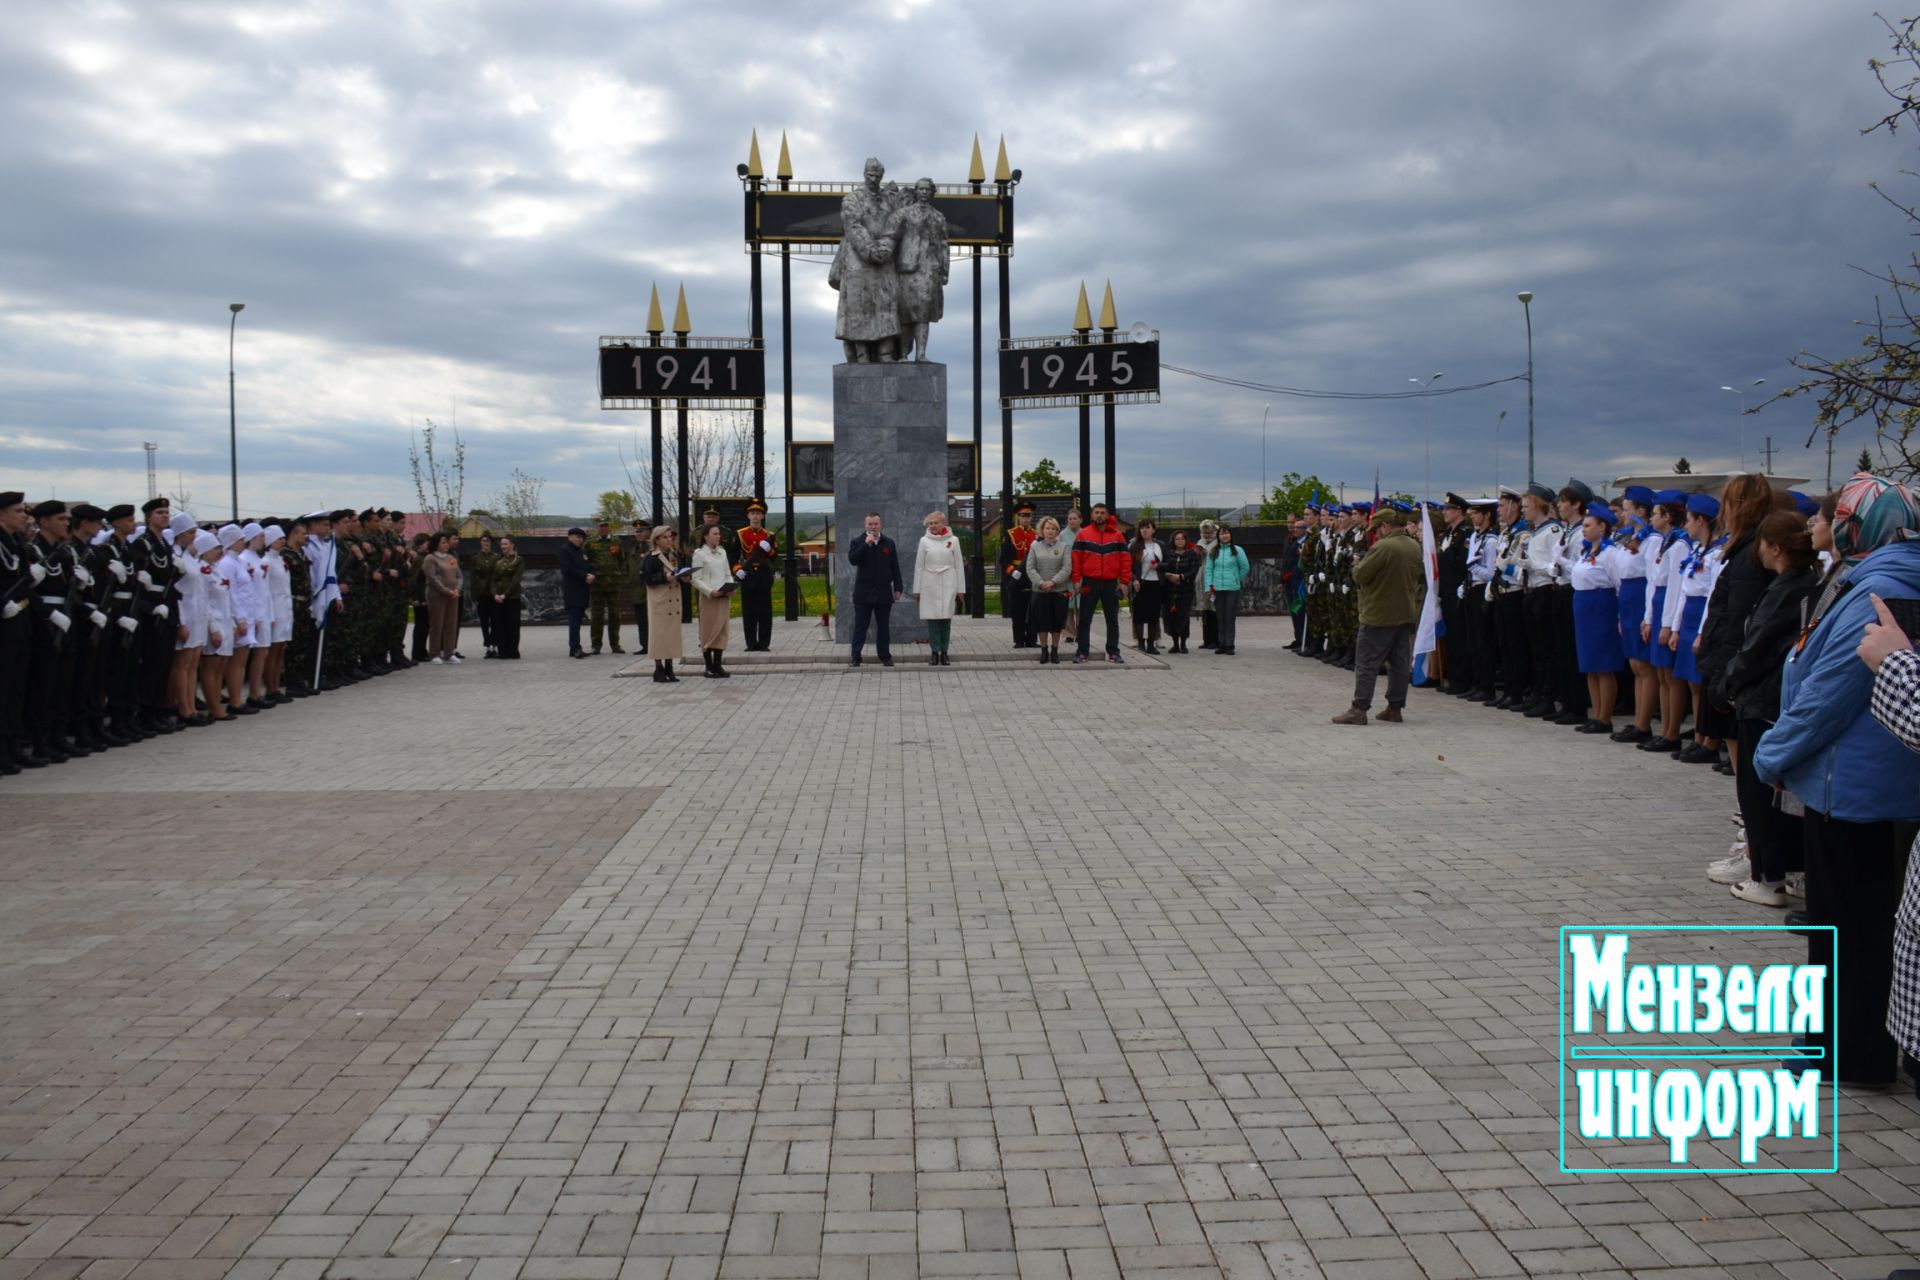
[[1726, 836, 1748, 858], [1784, 871, 1806, 900], [448, 655, 463, 664], [1731, 880, 1788, 907], [1707, 852, 1750, 885], [430, 657, 445, 665]]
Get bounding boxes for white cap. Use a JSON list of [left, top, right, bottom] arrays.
[[161, 528, 176, 546], [240, 522, 263, 541], [169, 510, 199, 535], [217, 524, 244, 549], [263, 525, 286, 544], [192, 530, 220, 556]]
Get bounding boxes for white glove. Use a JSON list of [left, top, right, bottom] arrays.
[[136, 569, 153, 587], [152, 604, 169, 621], [759, 540, 771, 553], [30, 563, 46, 584], [109, 560, 129, 582], [49, 609, 70, 633], [75, 566, 94, 587], [734, 568, 747, 581], [1455, 584, 1465, 599], [89, 609, 108, 628], [2, 601, 19, 620], [116, 615, 138, 633]]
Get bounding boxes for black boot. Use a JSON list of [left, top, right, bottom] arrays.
[[652, 661, 668, 683], [663, 660, 679, 683], [713, 650, 730, 678]]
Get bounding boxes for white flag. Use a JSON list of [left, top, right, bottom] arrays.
[[1414, 511, 1440, 659]]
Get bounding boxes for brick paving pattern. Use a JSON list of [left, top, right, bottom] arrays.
[[2, 618, 1915, 1279]]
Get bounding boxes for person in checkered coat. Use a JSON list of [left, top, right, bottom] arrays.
[[1862, 592, 1920, 1098]]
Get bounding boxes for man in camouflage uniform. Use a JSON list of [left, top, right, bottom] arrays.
[[586, 519, 626, 654], [1298, 503, 1324, 657], [283, 515, 317, 694], [1325, 503, 1365, 670]]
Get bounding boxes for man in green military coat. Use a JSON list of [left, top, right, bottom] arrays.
[[586, 519, 626, 654]]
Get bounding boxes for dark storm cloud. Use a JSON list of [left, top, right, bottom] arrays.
[[0, 0, 1910, 517]]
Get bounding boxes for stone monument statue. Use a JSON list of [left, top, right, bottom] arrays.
[[829, 157, 902, 363], [892, 178, 948, 363]]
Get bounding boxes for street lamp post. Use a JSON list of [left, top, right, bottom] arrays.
[[1517, 291, 1534, 486], [1410, 373, 1442, 502], [1719, 378, 1765, 473], [1260, 402, 1270, 509], [227, 302, 244, 522], [1494, 409, 1507, 492]]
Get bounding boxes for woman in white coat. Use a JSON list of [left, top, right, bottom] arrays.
[[914, 510, 967, 666]]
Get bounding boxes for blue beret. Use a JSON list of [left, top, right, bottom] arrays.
[[1622, 485, 1657, 506], [1788, 490, 1819, 518], [1686, 493, 1721, 520], [1586, 500, 1616, 523]]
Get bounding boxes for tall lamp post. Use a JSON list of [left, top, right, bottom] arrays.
[[227, 302, 244, 521], [1719, 378, 1765, 472], [1260, 402, 1270, 510], [1410, 373, 1442, 502], [1517, 291, 1534, 487], [1493, 408, 1507, 492]]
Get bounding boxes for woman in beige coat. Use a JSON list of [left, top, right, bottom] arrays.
[[640, 526, 687, 683], [691, 524, 736, 679]]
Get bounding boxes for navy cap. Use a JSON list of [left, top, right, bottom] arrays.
[[1653, 488, 1688, 505], [1526, 482, 1556, 503], [1563, 478, 1595, 504], [567, 526, 587, 538], [1686, 493, 1721, 520], [1585, 500, 1616, 524], [1788, 490, 1820, 518], [1622, 485, 1657, 506]]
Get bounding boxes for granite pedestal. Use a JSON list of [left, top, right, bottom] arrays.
[[833, 361, 948, 646]]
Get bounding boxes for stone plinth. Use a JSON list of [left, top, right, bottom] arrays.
[[833, 362, 947, 645]]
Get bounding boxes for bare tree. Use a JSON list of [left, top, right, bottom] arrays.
[[1774, 15, 1920, 477], [620, 411, 759, 526], [167, 472, 196, 514], [409, 419, 467, 525], [491, 467, 546, 533]]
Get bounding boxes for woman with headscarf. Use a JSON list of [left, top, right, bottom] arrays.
[[1753, 473, 1920, 1088], [1193, 519, 1221, 648]]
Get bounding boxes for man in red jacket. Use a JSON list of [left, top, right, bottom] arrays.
[[1071, 502, 1133, 664]]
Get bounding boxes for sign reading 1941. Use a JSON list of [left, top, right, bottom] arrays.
[[998, 332, 1160, 408], [598, 337, 766, 408]]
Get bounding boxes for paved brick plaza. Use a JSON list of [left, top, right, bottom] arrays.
[[3, 617, 1917, 1280]]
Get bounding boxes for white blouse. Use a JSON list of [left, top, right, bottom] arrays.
[[1569, 541, 1622, 592]]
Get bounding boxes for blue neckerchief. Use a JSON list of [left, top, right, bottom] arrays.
[[1683, 534, 1724, 577], [1661, 529, 1686, 554], [1581, 536, 1611, 564]]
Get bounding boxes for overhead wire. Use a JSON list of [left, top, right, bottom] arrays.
[[1163, 363, 1527, 401]]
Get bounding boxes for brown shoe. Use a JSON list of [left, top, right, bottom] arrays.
[[1331, 706, 1368, 726], [1377, 707, 1403, 723]]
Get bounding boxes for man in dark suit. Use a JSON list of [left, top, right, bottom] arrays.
[[558, 526, 594, 658], [846, 511, 902, 667]]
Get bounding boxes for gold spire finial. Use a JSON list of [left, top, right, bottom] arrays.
[[746, 129, 763, 178], [994, 134, 1011, 182], [645, 283, 664, 335], [968, 134, 985, 183], [1098, 280, 1117, 330], [1072, 280, 1091, 331], [776, 130, 792, 180], [672, 284, 691, 336]]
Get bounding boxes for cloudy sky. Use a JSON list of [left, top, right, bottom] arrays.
[[3, 0, 1912, 520]]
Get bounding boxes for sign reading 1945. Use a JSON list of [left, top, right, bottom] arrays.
[[998, 334, 1160, 408], [598, 337, 766, 408]]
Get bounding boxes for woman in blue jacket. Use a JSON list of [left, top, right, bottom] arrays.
[[1752, 474, 1920, 1087], [1203, 525, 1251, 656]]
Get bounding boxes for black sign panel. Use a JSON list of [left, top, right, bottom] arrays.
[[788, 441, 835, 496], [999, 340, 1159, 401], [1020, 494, 1078, 529], [947, 442, 978, 495], [599, 344, 765, 401], [751, 189, 1006, 248]]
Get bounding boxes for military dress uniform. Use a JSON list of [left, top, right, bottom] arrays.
[[1297, 507, 1323, 656], [737, 503, 778, 651], [130, 501, 182, 729], [92, 508, 143, 740], [0, 491, 33, 772], [470, 542, 497, 655], [999, 504, 1038, 648], [283, 526, 316, 693], [24, 502, 81, 762], [1492, 496, 1534, 709], [587, 527, 626, 653]]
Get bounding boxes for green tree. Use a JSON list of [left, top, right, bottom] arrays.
[[1255, 471, 1333, 520], [1859, 446, 1877, 473], [1015, 457, 1075, 494], [1136, 501, 1157, 523], [594, 489, 639, 523]]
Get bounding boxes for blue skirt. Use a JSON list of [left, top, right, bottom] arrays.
[[1674, 594, 1707, 683], [1617, 578, 1649, 663], [1574, 587, 1626, 674], [1648, 586, 1675, 670]]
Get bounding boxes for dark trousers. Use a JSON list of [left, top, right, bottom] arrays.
[[1165, 591, 1194, 641], [632, 598, 649, 652], [1214, 589, 1240, 652], [25, 621, 71, 743], [102, 623, 138, 722], [411, 605, 430, 662], [566, 604, 587, 655], [589, 591, 621, 650], [1803, 809, 1916, 1085], [476, 595, 494, 650], [1352, 622, 1414, 711], [1496, 591, 1530, 697], [1289, 601, 1305, 645], [494, 598, 523, 658], [1077, 579, 1121, 656], [851, 597, 892, 659], [1736, 720, 1804, 882], [742, 574, 774, 649], [1132, 580, 1163, 645], [1006, 578, 1034, 646], [1467, 589, 1500, 694], [0, 615, 29, 742], [137, 612, 173, 710], [1524, 589, 1558, 704], [1202, 609, 1220, 648], [1554, 586, 1587, 713], [67, 621, 100, 730]]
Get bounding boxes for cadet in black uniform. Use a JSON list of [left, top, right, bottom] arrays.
[[0, 490, 32, 773], [24, 501, 81, 763]]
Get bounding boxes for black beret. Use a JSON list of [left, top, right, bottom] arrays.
[[141, 497, 170, 514], [30, 499, 67, 519], [106, 503, 136, 521], [71, 503, 107, 521], [0, 491, 24, 508]]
